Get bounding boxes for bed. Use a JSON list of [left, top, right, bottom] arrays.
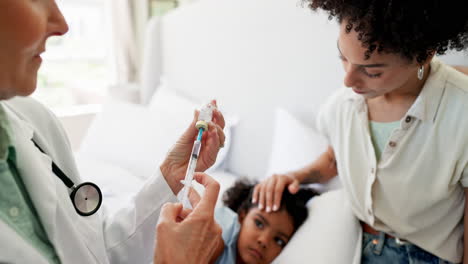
[[75, 0, 468, 262]]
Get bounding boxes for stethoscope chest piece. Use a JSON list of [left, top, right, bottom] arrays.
[[70, 182, 102, 216], [32, 139, 103, 217]]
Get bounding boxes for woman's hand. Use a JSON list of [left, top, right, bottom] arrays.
[[253, 146, 338, 213], [252, 172, 301, 213], [160, 100, 226, 194]]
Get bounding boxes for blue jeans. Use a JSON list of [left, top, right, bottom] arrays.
[[361, 232, 458, 264]]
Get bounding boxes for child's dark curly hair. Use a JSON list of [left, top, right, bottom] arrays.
[[222, 178, 318, 231], [304, 0, 468, 63]]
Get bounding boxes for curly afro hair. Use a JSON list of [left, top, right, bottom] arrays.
[[222, 178, 318, 231], [305, 0, 468, 63]]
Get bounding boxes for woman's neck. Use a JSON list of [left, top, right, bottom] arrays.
[[367, 64, 431, 122], [383, 64, 431, 103]]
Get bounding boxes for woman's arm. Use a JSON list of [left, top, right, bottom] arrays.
[[453, 65, 468, 75], [294, 146, 338, 184]]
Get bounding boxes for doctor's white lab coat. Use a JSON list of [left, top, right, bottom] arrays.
[[0, 97, 177, 264]]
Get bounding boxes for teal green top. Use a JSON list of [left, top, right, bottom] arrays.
[[0, 104, 60, 263], [369, 120, 400, 161]]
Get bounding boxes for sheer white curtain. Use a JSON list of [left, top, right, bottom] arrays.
[[110, 0, 149, 84]]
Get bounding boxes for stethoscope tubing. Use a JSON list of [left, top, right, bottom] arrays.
[[32, 139, 102, 216]]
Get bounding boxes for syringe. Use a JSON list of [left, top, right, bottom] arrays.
[[179, 103, 215, 209]]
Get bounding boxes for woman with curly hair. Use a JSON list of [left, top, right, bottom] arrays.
[[254, 0, 468, 263]]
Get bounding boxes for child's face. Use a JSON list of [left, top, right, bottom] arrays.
[[236, 207, 294, 264]]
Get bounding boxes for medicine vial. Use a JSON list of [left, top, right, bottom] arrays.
[[195, 103, 215, 130]]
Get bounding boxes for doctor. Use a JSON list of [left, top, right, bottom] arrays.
[[0, 0, 225, 263]]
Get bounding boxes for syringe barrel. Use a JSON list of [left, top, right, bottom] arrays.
[[182, 140, 201, 183], [180, 140, 202, 209], [191, 140, 202, 158]]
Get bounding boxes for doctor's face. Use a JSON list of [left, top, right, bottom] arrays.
[[0, 0, 68, 100], [338, 19, 423, 99]]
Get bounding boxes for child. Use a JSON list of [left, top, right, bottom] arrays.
[[212, 179, 318, 264]]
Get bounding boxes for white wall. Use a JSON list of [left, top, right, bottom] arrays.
[[116, 0, 468, 180], [160, 0, 343, 178]]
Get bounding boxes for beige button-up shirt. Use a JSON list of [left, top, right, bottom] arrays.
[[317, 58, 468, 263]]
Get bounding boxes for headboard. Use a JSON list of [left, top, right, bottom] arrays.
[[140, 0, 468, 178]]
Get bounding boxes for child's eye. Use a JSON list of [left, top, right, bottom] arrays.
[[254, 219, 264, 229], [274, 237, 287, 248]]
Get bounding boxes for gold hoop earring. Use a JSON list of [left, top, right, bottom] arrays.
[[417, 65, 424, 80]]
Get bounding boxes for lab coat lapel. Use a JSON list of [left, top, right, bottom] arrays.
[[11, 116, 59, 245]]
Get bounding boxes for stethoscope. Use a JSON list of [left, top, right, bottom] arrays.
[[32, 140, 102, 216]]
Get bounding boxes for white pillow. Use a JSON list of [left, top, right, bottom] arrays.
[[148, 80, 199, 118], [79, 100, 183, 179], [80, 86, 235, 180], [266, 107, 340, 191], [273, 189, 362, 264]]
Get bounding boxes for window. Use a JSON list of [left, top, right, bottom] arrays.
[[150, 0, 178, 17], [34, 0, 113, 108]]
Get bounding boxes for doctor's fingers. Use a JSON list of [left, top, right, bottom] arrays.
[[158, 203, 183, 225], [207, 99, 224, 126], [190, 172, 220, 216], [183, 109, 224, 145], [188, 187, 201, 209], [207, 121, 225, 149], [177, 207, 193, 222], [176, 110, 201, 144], [212, 107, 226, 130]]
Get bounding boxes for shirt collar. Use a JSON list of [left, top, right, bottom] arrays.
[[406, 58, 446, 122], [344, 57, 447, 123], [2, 100, 35, 140], [0, 103, 15, 160]]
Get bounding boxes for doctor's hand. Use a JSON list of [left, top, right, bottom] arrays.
[[160, 100, 226, 194], [154, 173, 223, 264]]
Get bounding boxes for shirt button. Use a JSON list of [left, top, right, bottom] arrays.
[[389, 141, 397, 148], [9, 207, 19, 217], [405, 116, 412, 123], [368, 208, 372, 215], [371, 168, 375, 174]]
